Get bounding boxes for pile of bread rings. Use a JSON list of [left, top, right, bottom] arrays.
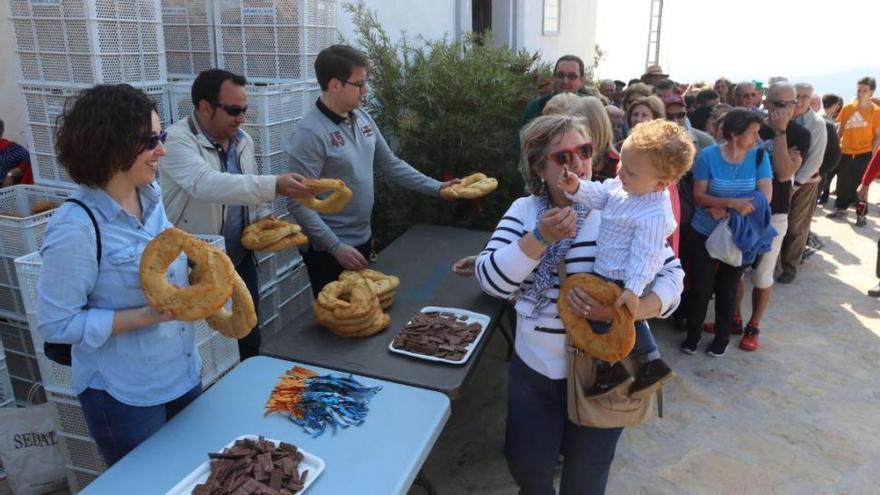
[[313, 269, 399, 338], [140, 227, 257, 339], [439, 173, 498, 200], [300, 178, 353, 214], [557, 273, 635, 362], [241, 215, 308, 252]]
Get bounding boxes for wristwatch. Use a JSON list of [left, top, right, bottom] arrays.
[[774, 128, 787, 137]]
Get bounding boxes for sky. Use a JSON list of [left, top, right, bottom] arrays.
[[594, 0, 880, 97]]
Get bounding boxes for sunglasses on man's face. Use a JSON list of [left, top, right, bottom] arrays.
[[143, 131, 167, 151], [667, 112, 687, 120], [548, 142, 594, 166], [554, 72, 581, 81], [769, 99, 797, 108], [217, 104, 248, 117]]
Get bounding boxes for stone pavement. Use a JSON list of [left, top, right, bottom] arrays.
[[410, 193, 880, 495]]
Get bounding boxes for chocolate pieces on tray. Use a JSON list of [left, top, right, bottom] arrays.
[[193, 436, 309, 495], [392, 311, 482, 361]]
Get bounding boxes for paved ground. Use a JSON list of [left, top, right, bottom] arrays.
[[409, 193, 880, 495], [2, 192, 878, 495]]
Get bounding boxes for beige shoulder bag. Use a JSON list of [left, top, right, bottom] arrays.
[[558, 262, 661, 428]]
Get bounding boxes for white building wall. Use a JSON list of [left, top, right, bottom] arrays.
[[0, 11, 28, 145], [336, 0, 465, 48], [519, 0, 597, 70]]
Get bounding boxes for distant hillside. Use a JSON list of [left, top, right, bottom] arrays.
[[791, 66, 880, 99]]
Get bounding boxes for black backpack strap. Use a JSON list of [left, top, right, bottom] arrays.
[[63, 198, 101, 263]]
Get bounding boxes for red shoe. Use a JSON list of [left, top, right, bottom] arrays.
[[703, 318, 743, 335], [739, 325, 760, 351]]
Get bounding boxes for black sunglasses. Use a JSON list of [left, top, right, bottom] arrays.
[[554, 72, 581, 81], [666, 112, 687, 120], [216, 103, 248, 117], [143, 131, 167, 151], [769, 99, 797, 109]]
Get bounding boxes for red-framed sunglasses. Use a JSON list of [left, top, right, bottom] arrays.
[[547, 142, 594, 166]]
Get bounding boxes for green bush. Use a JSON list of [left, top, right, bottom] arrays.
[[344, 2, 551, 249]]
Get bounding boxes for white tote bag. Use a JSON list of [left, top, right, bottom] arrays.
[[705, 217, 742, 266], [0, 388, 67, 495]]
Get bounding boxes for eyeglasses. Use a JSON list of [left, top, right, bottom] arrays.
[[216, 104, 248, 117], [554, 72, 581, 81], [768, 99, 797, 108], [143, 131, 167, 151], [547, 142, 594, 166], [666, 112, 687, 120], [343, 79, 369, 89], [741, 92, 757, 98]]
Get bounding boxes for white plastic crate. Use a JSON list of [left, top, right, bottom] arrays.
[[8, 0, 167, 85], [274, 242, 302, 275], [260, 284, 313, 341], [243, 119, 298, 157], [257, 261, 309, 324], [67, 464, 102, 494], [0, 184, 74, 258], [214, 0, 303, 82], [5, 348, 40, 383], [0, 316, 35, 355], [304, 0, 336, 28], [0, 285, 28, 321], [169, 78, 306, 126], [161, 0, 216, 78], [21, 84, 170, 188], [200, 332, 239, 387], [0, 344, 15, 407], [10, 375, 45, 406], [59, 431, 108, 472], [47, 386, 91, 438], [255, 150, 294, 176]]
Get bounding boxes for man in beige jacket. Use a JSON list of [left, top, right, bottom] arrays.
[[160, 69, 313, 359]]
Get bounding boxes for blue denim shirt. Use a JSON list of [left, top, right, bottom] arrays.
[[37, 183, 200, 406]]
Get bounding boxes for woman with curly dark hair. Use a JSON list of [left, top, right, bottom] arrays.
[[36, 84, 201, 466]]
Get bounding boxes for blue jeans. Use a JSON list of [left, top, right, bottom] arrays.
[[78, 382, 202, 467], [589, 318, 659, 363], [236, 254, 261, 360], [506, 353, 623, 495]]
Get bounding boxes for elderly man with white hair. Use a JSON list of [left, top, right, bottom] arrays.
[[777, 82, 828, 284]]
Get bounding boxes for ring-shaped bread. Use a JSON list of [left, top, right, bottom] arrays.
[[557, 273, 635, 362], [315, 278, 377, 320], [190, 250, 256, 339], [260, 232, 309, 252], [439, 172, 498, 200], [241, 216, 299, 250], [140, 227, 235, 321], [339, 269, 399, 296], [300, 178, 353, 214]]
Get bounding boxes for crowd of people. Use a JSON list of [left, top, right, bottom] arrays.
[[7, 42, 877, 494], [470, 55, 880, 494]]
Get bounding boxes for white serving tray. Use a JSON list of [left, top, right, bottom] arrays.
[[165, 435, 325, 494], [388, 306, 491, 365]]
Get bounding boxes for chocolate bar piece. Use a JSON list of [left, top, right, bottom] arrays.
[[192, 438, 311, 494], [393, 311, 482, 361]]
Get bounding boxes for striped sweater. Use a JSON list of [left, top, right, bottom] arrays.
[[475, 195, 684, 379]]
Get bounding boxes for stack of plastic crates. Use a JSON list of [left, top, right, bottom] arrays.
[[160, 0, 216, 78], [0, 341, 14, 409], [14, 235, 240, 493], [6, 0, 170, 189], [257, 261, 313, 340], [19, 83, 170, 189], [0, 185, 75, 405], [303, 0, 337, 79], [8, 0, 167, 86]]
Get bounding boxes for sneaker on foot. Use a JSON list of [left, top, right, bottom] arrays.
[[777, 272, 796, 284], [817, 195, 828, 205], [585, 362, 633, 399], [826, 209, 846, 219], [855, 215, 867, 227], [706, 341, 728, 357], [739, 325, 760, 351], [629, 359, 676, 400], [868, 284, 880, 298], [703, 318, 743, 335], [679, 340, 698, 355]]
